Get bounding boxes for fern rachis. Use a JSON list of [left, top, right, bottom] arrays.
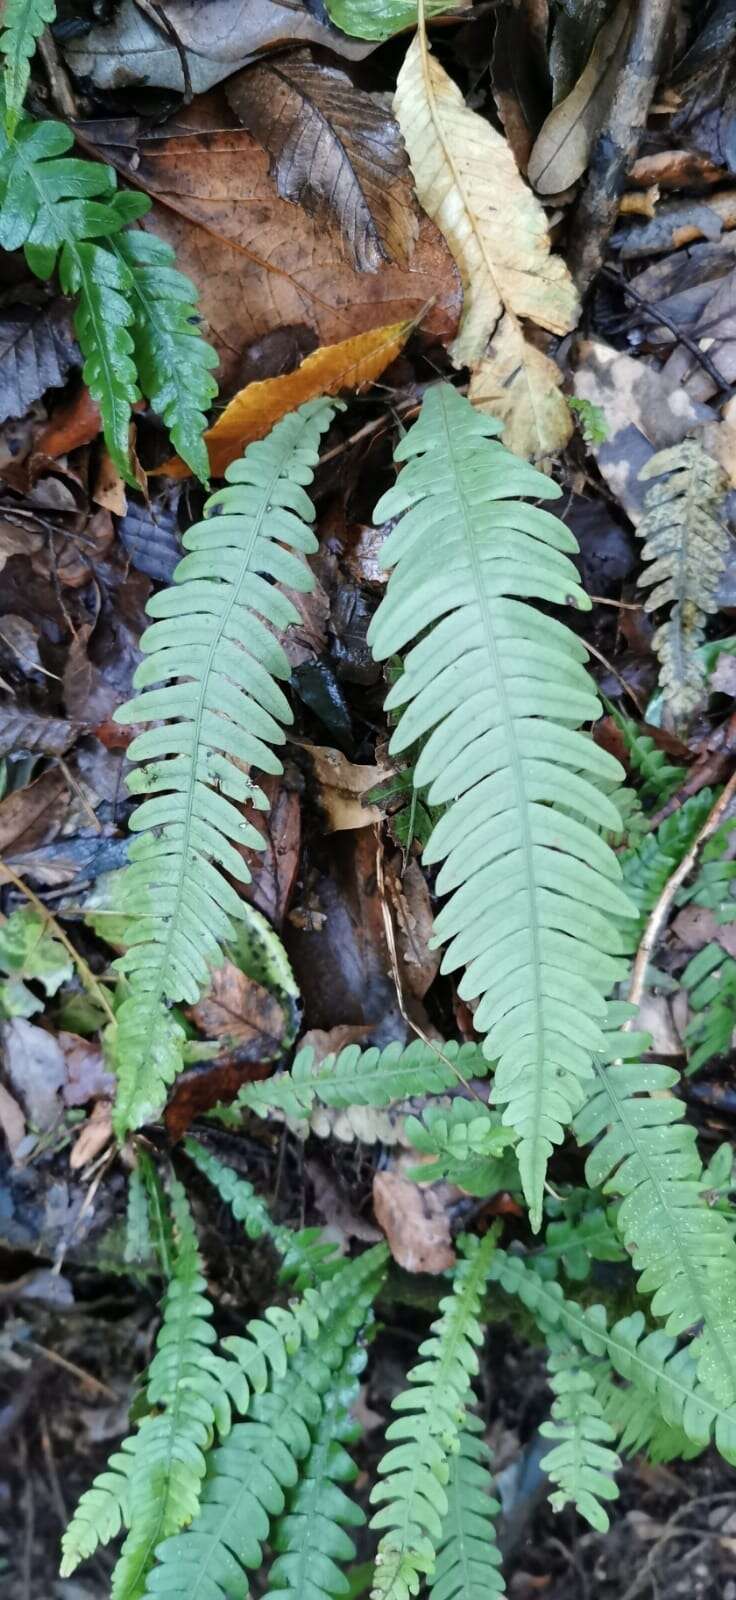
[[368, 383, 634, 1224]]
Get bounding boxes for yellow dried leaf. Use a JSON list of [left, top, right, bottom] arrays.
[[159, 320, 412, 479], [394, 30, 579, 460]]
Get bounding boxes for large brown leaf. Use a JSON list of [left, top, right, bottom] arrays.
[[83, 96, 461, 390], [226, 52, 417, 270]]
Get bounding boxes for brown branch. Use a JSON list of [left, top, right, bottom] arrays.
[[626, 767, 736, 1019], [569, 0, 675, 296]]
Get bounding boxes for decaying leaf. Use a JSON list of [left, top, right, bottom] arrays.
[[637, 441, 731, 727], [189, 962, 287, 1056], [491, 0, 551, 173], [394, 32, 579, 459], [0, 299, 80, 425], [160, 321, 413, 479], [0, 705, 76, 759], [83, 96, 460, 391], [373, 1166, 455, 1272], [527, 0, 631, 195], [226, 53, 417, 270], [69, 1101, 113, 1171], [300, 743, 394, 832], [237, 774, 301, 930], [63, 0, 375, 95]]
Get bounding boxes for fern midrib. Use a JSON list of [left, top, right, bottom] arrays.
[[140, 445, 288, 1022], [439, 389, 545, 1176], [592, 1058, 736, 1398]]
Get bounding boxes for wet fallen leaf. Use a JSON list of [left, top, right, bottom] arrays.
[[300, 743, 393, 831], [0, 298, 79, 425], [32, 384, 102, 462], [629, 149, 725, 189], [384, 858, 441, 1000], [612, 191, 736, 257], [69, 1100, 113, 1171], [64, 0, 375, 95], [527, 0, 631, 195], [189, 961, 287, 1054], [0, 1081, 25, 1158], [60, 1033, 115, 1107], [93, 449, 127, 515], [373, 1167, 455, 1272], [307, 1157, 382, 1245], [2, 1017, 66, 1131], [226, 52, 417, 270], [235, 773, 301, 929], [117, 485, 182, 583], [159, 321, 414, 479], [0, 767, 71, 857], [164, 1057, 275, 1140], [491, 0, 550, 173], [83, 95, 461, 392], [395, 32, 579, 460]]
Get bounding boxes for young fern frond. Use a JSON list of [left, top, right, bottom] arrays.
[[61, 1439, 138, 1576], [429, 1413, 505, 1600], [682, 943, 736, 1071], [575, 1006, 736, 1406], [540, 1349, 620, 1531], [184, 1137, 341, 1288], [404, 1101, 520, 1196], [370, 1230, 497, 1600], [637, 441, 729, 726], [605, 703, 685, 809], [237, 1038, 489, 1127], [1, 0, 56, 135], [143, 1248, 386, 1600], [488, 1249, 736, 1464], [367, 383, 633, 1225], [618, 790, 714, 945], [110, 398, 336, 1134], [267, 1344, 367, 1600]]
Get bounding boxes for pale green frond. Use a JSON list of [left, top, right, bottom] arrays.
[[110, 398, 337, 1135], [60, 1439, 137, 1576], [540, 1349, 621, 1531], [574, 1007, 736, 1406], [404, 1101, 520, 1196], [370, 1231, 497, 1600], [367, 383, 634, 1225], [429, 1414, 505, 1600], [238, 1037, 489, 1127]]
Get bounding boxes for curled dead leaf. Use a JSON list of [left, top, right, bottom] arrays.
[[373, 1167, 455, 1272]]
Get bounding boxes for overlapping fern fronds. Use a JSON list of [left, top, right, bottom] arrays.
[[370, 1230, 497, 1600], [184, 1137, 340, 1288], [238, 1037, 489, 1130], [540, 1349, 620, 1531], [637, 441, 729, 727], [110, 399, 336, 1134], [574, 1005, 736, 1406], [0, 103, 216, 480], [429, 1414, 504, 1600], [368, 383, 634, 1225], [404, 1101, 520, 1195]]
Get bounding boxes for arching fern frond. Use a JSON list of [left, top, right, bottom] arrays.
[[488, 1250, 736, 1465], [184, 1137, 340, 1289], [370, 1230, 497, 1600], [540, 1349, 620, 1531], [368, 383, 633, 1226], [637, 441, 729, 727], [618, 790, 714, 947], [143, 1247, 386, 1600], [238, 1038, 489, 1128], [267, 1343, 367, 1600], [683, 943, 736, 1072], [404, 1101, 519, 1196], [429, 1413, 504, 1600], [605, 703, 685, 810], [61, 1439, 138, 1576], [1, 0, 56, 135], [111, 398, 336, 1135]]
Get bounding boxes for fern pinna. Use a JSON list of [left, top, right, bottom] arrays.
[[111, 398, 336, 1133], [368, 383, 634, 1224]]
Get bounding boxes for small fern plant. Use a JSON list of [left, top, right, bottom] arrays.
[[0, 2, 217, 481]]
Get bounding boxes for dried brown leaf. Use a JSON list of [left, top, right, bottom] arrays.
[[373, 1168, 455, 1272], [528, 0, 631, 195]]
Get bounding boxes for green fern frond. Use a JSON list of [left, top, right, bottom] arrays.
[[370, 1230, 497, 1600], [61, 1439, 138, 1576], [538, 1195, 624, 1283], [184, 1137, 340, 1288], [110, 398, 336, 1135], [112, 222, 218, 484], [238, 1038, 489, 1127], [540, 1349, 620, 1531], [404, 1102, 520, 1196], [429, 1413, 504, 1600], [677, 815, 736, 920], [592, 1356, 700, 1466], [125, 1162, 153, 1268], [618, 790, 714, 946], [488, 1249, 736, 1465], [1, 0, 56, 136], [637, 441, 729, 726], [605, 703, 685, 810], [267, 1343, 367, 1600], [575, 1006, 736, 1406], [683, 943, 736, 1071], [367, 383, 634, 1226], [142, 1248, 385, 1600]]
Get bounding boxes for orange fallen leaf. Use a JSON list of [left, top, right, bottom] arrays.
[[156, 319, 413, 479]]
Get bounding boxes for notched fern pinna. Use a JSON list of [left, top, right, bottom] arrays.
[[637, 440, 729, 727], [111, 399, 336, 1135], [368, 384, 634, 1226]]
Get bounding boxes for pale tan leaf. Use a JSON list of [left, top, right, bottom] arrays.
[[468, 333, 573, 459], [394, 31, 579, 460], [299, 743, 393, 831], [527, 0, 631, 196], [373, 1168, 455, 1273]]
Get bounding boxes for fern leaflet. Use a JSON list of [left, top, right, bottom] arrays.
[[404, 1101, 520, 1196], [370, 1230, 497, 1600], [574, 1007, 736, 1406], [429, 1414, 504, 1600], [683, 943, 736, 1071], [111, 398, 336, 1134], [605, 702, 685, 809], [1, 0, 56, 135], [184, 1137, 340, 1288], [368, 383, 633, 1225], [540, 1348, 620, 1531], [637, 441, 729, 726]]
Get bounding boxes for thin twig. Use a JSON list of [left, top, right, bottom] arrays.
[[28, 1340, 117, 1400], [585, 637, 645, 716], [602, 265, 736, 399], [626, 767, 736, 1018], [0, 861, 116, 1028]]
